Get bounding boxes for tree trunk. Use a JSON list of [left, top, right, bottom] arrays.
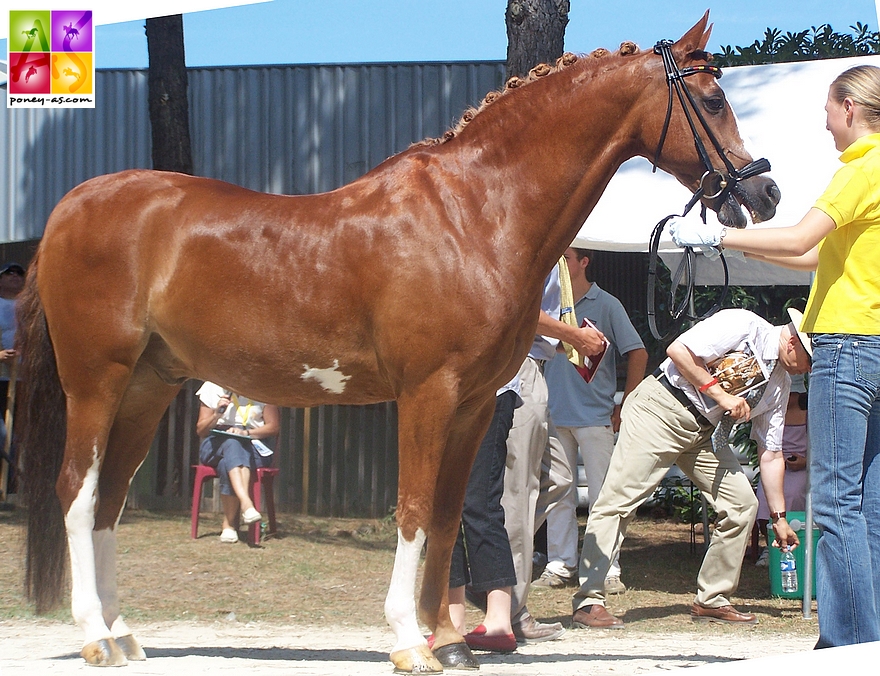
[[505, 0, 570, 79], [145, 15, 194, 175]]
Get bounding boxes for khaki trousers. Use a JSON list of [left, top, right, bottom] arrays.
[[501, 356, 570, 623], [572, 376, 757, 611]]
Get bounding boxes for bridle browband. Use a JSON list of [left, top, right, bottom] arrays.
[[646, 40, 772, 340]]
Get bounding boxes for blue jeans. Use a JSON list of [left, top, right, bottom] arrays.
[[809, 334, 880, 648], [199, 435, 273, 496]]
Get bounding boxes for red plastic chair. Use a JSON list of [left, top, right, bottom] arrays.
[[190, 464, 279, 545]]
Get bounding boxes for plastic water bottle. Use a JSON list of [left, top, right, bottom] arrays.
[[780, 548, 798, 593]]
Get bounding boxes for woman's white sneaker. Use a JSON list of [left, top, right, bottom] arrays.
[[242, 507, 262, 524], [220, 528, 239, 543]]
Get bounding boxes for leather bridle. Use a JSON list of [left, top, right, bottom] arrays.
[[646, 40, 772, 340]]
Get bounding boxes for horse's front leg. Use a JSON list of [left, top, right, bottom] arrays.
[[386, 526, 440, 673], [418, 397, 494, 670], [385, 384, 487, 674], [386, 388, 494, 673], [385, 387, 447, 674]]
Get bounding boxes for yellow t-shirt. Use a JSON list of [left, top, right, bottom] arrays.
[[803, 133, 880, 335]]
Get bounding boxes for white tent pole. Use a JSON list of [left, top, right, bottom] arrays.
[[803, 422, 813, 619], [803, 268, 817, 620]]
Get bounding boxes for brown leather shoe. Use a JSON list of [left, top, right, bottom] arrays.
[[571, 604, 624, 629], [690, 603, 758, 625]]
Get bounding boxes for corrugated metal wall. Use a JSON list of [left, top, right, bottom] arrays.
[[1, 61, 506, 242], [1, 60, 507, 517]]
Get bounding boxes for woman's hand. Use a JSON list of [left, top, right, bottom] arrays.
[[216, 394, 231, 415]]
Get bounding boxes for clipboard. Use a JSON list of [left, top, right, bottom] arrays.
[[573, 317, 610, 383], [210, 428, 247, 439]]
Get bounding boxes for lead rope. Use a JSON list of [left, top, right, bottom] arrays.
[[646, 203, 730, 341]]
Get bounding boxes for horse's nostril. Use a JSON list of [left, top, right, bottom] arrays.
[[766, 182, 781, 205]]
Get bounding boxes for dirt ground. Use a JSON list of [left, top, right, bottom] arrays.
[[0, 507, 825, 674], [0, 619, 821, 675]]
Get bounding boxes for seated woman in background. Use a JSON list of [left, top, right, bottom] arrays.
[[755, 374, 808, 565], [196, 382, 280, 543]]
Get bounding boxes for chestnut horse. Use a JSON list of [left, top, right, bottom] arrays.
[[18, 14, 778, 674]]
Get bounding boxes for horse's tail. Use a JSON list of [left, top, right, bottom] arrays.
[[16, 253, 69, 613]]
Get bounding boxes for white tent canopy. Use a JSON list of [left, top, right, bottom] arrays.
[[572, 54, 880, 286]]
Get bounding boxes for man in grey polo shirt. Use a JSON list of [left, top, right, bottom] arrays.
[[571, 308, 810, 629], [498, 264, 605, 642], [535, 248, 647, 594]]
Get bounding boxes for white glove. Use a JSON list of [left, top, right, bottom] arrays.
[[669, 217, 724, 249], [698, 245, 721, 261], [721, 248, 745, 262]]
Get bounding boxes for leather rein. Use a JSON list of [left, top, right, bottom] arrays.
[[646, 40, 772, 340]]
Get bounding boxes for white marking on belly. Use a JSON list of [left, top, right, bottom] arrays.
[[385, 527, 428, 653], [301, 359, 351, 394]]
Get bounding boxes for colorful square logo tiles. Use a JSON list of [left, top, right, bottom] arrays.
[[7, 9, 95, 108]]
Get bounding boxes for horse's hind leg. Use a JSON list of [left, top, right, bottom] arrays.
[[60, 360, 179, 666], [59, 363, 134, 667], [92, 363, 183, 662]]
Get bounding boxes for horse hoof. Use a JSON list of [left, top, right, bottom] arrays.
[[390, 644, 444, 674], [433, 642, 480, 670], [115, 634, 147, 661], [81, 637, 128, 666]]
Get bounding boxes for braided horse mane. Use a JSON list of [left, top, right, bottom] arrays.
[[413, 41, 642, 147]]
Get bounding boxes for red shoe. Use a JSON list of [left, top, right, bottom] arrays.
[[464, 625, 517, 653]]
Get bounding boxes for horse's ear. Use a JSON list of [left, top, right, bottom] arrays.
[[672, 11, 712, 58]]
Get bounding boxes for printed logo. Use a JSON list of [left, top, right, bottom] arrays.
[[7, 10, 95, 108]]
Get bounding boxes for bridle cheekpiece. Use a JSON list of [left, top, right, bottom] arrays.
[[652, 39, 770, 213], [645, 40, 772, 340]]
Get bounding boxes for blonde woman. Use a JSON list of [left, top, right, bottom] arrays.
[[672, 65, 880, 648]]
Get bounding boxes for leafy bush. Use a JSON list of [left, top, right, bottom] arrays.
[[714, 22, 880, 67], [652, 475, 716, 523]]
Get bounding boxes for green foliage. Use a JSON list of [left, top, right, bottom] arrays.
[[630, 252, 809, 372], [653, 475, 716, 523], [714, 22, 880, 67]]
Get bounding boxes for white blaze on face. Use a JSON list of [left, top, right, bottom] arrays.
[[301, 359, 351, 394], [385, 527, 428, 653]]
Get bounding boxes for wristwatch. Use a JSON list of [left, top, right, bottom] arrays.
[[718, 227, 728, 249]]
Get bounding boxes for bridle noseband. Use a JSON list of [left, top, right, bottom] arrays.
[[646, 40, 772, 340]]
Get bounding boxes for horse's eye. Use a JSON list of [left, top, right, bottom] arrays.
[[704, 96, 725, 114]]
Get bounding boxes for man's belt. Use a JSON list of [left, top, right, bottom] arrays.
[[652, 368, 712, 427]]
